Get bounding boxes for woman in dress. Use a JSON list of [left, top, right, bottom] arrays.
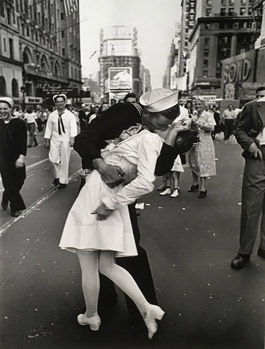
[[0, 97, 27, 217], [188, 98, 216, 198], [159, 116, 191, 198], [59, 99, 184, 339]]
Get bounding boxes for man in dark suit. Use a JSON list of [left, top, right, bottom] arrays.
[[74, 89, 181, 325], [231, 86, 265, 269], [0, 97, 27, 217]]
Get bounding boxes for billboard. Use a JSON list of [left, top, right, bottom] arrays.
[[109, 67, 132, 90], [106, 40, 133, 56], [222, 50, 256, 85]]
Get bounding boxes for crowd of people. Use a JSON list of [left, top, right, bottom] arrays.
[[0, 86, 265, 339]]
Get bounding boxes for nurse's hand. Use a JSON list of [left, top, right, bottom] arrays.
[[91, 203, 113, 221]]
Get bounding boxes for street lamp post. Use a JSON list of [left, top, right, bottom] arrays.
[[21, 63, 26, 111]]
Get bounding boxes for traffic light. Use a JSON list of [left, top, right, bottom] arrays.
[[20, 86, 26, 93]]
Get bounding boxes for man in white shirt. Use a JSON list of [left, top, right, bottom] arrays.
[[231, 86, 265, 269], [44, 94, 77, 189], [222, 104, 236, 140]]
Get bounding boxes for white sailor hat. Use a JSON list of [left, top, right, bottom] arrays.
[[140, 88, 179, 113], [53, 94, 67, 103], [0, 97, 14, 108]]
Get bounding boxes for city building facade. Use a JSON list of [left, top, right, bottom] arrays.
[[0, 0, 82, 109], [220, 0, 265, 105], [98, 26, 142, 102], [188, 0, 255, 101]]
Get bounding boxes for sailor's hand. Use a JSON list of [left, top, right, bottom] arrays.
[[93, 159, 125, 188]]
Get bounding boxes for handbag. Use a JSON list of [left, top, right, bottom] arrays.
[[174, 121, 200, 153]]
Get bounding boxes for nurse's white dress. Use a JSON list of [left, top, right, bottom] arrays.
[[59, 130, 163, 257]]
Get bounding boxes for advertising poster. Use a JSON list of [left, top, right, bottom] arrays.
[[109, 67, 132, 90]]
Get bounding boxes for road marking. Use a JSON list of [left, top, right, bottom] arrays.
[[27, 157, 49, 170], [0, 158, 50, 191], [0, 169, 81, 237]]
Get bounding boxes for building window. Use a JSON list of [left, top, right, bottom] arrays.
[[221, 36, 229, 44], [3, 38, 6, 51], [9, 38, 13, 59], [61, 30, 64, 38], [26, 25, 29, 36], [220, 8, 226, 16], [248, 8, 252, 15], [12, 79, 19, 97], [0, 76, 7, 96], [239, 22, 244, 28], [7, 8, 11, 24], [62, 48, 65, 55], [203, 68, 208, 77], [228, 8, 234, 15], [241, 0, 246, 4], [216, 61, 221, 78], [221, 0, 226, 5], [203, 59, 208, 76], [60, 13, 64, 20], [205, 23, 211, 29], [206, 0, 212, 5], [229, 0, 234, 4], [206, 8, 211, 16], [204, 38, 210, 46], [240, 8, 247, 15], [204, 48, 209, 56]]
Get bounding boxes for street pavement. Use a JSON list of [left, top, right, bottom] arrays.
[[0, 132, 265, 349]]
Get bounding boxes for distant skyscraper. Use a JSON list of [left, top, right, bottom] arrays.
[[98, 26, 142, 102]]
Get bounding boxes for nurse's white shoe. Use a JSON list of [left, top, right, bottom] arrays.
[[143, 304, 165, 339], [77, 314, 101, 331]]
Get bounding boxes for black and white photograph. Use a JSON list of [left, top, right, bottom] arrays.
[[0, 0, 265, 348]]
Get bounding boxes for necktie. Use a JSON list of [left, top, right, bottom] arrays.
[[58, 114, 65, 135]]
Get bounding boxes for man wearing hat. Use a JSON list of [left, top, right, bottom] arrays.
[[0, 97, 27, 217], [74, 88, 181, 325], [44, 94, 77, 189]]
